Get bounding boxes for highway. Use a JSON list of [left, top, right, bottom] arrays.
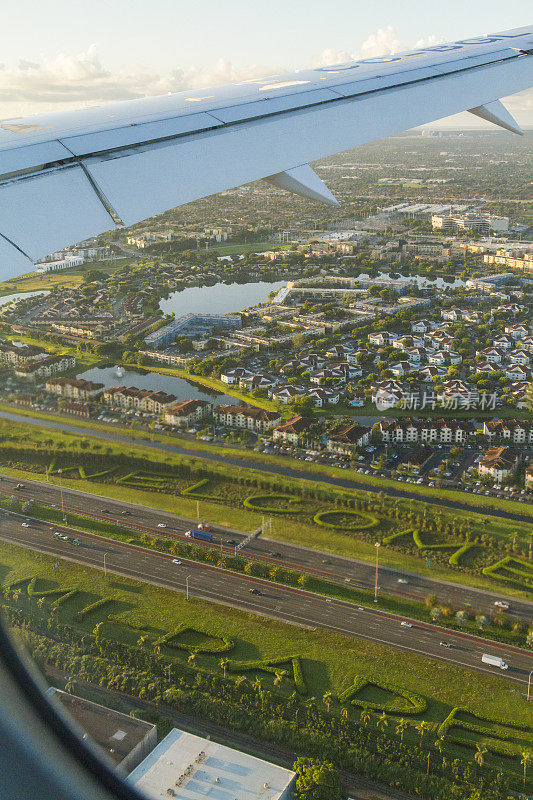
[[2, 410, 533, 525], [1, 473, 532, 622], [0, 483, 532, 688]]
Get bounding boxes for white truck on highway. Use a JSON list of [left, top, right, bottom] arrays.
[[482, 653, 508, 670]]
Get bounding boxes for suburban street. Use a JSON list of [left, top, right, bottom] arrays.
[[0, 479, 532, 688], [1, 473, 531, 621]]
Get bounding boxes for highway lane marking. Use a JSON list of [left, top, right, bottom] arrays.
[[2, 520, 533, 662], [4, 477, 532, 620]]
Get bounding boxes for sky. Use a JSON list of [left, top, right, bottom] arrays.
[[0, 0, 531, 126]]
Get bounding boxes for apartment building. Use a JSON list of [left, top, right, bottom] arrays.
[[213, 405, 281, 432], [478, 446, 520, 483], [379, 418, 475, 444], [327, 423, 371, 454], [482, 419, 533, 444], [273, 416, 314, 445], [0, 342, 46, 365], [45, 377, 104, 401], [103, 386, 177, 413], [164, 400, 212, 427], [14, 354, 76, 381]]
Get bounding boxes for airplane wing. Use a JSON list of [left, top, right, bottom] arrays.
[[0, 25, 532, 278]]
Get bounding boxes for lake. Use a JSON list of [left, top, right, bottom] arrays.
[[0, 290, 50, 307], [77, 365, 240, 405], [354, 271, 466, 289], [159, 280, 285, 317]]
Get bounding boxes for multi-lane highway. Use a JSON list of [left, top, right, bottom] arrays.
[[1, 473, 531, 622], [0, 478, 531, 687]]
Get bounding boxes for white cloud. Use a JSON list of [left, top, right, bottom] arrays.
[[0, 32, 531, 126]]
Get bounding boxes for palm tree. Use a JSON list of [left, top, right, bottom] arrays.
[[219, 658, 229, 678], [322, 691, 333, 712], [376, 711, 388, 732], [521, 750, 532, 789], [395, 717, 407, 743], [64, 676, 76, 694], [360, 707, 371, 728], [416, 721, 428, 747], [37, 597, 45, 610], [273, 669, 288, 687], [136, 635, 147, 649], [187, 652, 197, 666], [341, 707, 348, 721], [474, 745, 487, 768], [153, 644, 161, 657], [434, 737, 445, 759], [252, 677, 262, 693]]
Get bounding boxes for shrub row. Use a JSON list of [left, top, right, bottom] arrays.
[[382, 528, 415, 545], [75, 598, 114, 622], [228, 656, 307, 695], [155, 624, 235, 654], [51, 589, 80, 610], [243, 494, 303, 514], [313, 510, 379, 530], [448, 544, 476, 566], [482, 557, 532, 589], [181, 478, 215, 499], [338, 677, 427, 715]]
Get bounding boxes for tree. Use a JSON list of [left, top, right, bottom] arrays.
[[395, 717, 407, 743], [64, 676, 76, 694], [376, 711, 388, 732], [219, 658, 229, 678], [416, 721, 428, 747], [474, 745, 487, 768], [521, 750, 532, 789], [322, 691, 333, 712], [293, 757, 342, 800], [360, 707, 371, 728]]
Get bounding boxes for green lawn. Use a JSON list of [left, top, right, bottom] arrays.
[[0, 259, 132, 297], [0, 415, 531, 600], [1, 540, 531, 787]]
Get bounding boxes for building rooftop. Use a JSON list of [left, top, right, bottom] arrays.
[[128, 728, 296, 800], [47, 689, 156, 767]]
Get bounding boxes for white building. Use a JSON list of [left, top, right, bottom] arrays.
[[35, 256, 84, 272], [128, 728, 296, 800]]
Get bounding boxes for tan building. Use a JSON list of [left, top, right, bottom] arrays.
[[478, 446, 520, 483], [45, 377, 104, 400], [214, 404, 281, 432], [327, 423, 371, 454], [14, 354, 76, 381], [164, 400, 212, 426], [273, 416, 314, 445]]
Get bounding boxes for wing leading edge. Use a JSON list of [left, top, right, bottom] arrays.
[[0, 25, 532, 278]]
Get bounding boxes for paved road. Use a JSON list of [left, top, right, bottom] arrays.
[[0, 493, 531, 688], [2, 474, 531, 622], [2, 411, 533, 525]]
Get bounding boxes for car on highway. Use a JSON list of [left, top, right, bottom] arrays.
[[21, 522, 30, 528], [197, 522, 211, 531], [157, 523, 167, 528], [121, 510, 131, 515], [100, 509, 111, 514], [397, 578, 408, 584], [172, 559, 182, 565], [72, 539, 81, 546], [494, 601, 510, 611], [439, 641, 451, 647], [249, 588, 262, 595], [400, 621, 412, 628], [15, 483, 25, 490], [226, 540, 237, 546]]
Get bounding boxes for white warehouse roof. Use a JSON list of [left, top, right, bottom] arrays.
[[127, 728, 296, 800]]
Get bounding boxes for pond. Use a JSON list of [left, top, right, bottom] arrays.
[[77, 364, 240, 405], [159, 280, 285, 317], [354, 271, 466, 289]]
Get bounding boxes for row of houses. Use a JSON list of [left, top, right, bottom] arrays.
[[14, 354, 76, 381], [379, 417, 533, 445]]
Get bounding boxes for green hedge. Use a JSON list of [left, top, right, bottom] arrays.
[[155, 624, 235, 654], [227, 655, 307, 695], [412, 531, 459, 551], [76, 598, 114, 622], [438, 707, 532, 759], [313, 510, 379, 530], [338, 677, 427, 715], [482, 557, 532, 586], [27, 577, 71, 598], [382, 528, 416, 545], [243, 494, 303, 514], [448, 544, 475, 566], [50, 589, 79, 610], [181, 478, 215, 499]]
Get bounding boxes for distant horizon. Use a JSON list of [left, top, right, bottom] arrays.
[[1, 1, 531, 127]]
